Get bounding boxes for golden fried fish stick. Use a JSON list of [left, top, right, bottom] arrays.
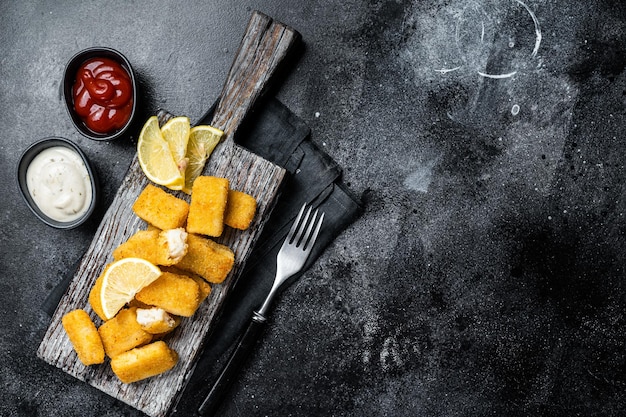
[[110, 341, 178, 384], [176, 234, 234, 284], [62, 309, 105, 366], [135, 271, 201, 317], [189, 273, 212, 303], [112, 228, 188, 266], [88, 268, 107, 322], [162, 266, 212, 303], [186, 176, 229, 237], [224, 189, 257, 230], [98, 307, 152, 358], [132, 184, 189, 230], [113, 229, 160, 263]]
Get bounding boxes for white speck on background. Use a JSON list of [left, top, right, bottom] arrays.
[[404, 157, 439, 193], [362, 318, 379, 365], [380, 336, 403, 371]]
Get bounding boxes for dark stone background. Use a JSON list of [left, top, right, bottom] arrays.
[[2, 0, 626, 416]]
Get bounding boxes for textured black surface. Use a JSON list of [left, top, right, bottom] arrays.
[[2, 1, 626, 416]]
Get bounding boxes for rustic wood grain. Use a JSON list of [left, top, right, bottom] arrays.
[[37, 11, 299, 417]]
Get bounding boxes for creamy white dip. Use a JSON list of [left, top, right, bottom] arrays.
[[26, 146, 92, 222]]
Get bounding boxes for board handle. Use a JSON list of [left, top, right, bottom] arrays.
[[210, 11, 300, 143]]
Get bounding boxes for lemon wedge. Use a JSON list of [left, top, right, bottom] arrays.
[[99, 258, 162, 320], [161, 116, 191, 175], [182, 125, 223, 194], [137, 116, 184, 190]]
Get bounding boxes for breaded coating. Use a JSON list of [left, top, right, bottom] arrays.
[[224, 189, 257, 230], [62, 309, 105, 366], [88, 268, 107, 322], [98, 307, 152, 358], [112, 229, 160, 264], [186, 176, 229, 237], [132, 184, 189, 230], [176, 234, 234, 284], [135, 307, 180, 334], [110, 341, 178, 384], [112, 228, 188, 266], [163, 267, 212, 303], [189, 273, 212, 302], [135, 271, 201, 317]]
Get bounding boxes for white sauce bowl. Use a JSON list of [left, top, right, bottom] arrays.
[[17, 137, 99, 229]]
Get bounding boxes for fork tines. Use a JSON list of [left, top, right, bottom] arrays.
[[288, 204, 325, 251]]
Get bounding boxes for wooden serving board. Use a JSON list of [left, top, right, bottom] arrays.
[[37, 11, 299, 417]]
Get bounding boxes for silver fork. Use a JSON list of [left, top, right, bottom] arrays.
[[199, 203, 325, 416]]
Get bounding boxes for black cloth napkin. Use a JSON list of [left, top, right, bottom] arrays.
[[42, 97, 362, 415], [173, 98, 362, 415]]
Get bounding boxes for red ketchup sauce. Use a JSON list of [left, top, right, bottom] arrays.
[[72, 57, 133, 134]]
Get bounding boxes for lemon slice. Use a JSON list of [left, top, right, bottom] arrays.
[[137, 116, 184, 190], [182, 125, 223, 194], [99, 258, 162, 320], [161, 116, 191, 175]]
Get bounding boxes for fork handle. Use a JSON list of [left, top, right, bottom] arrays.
[[198, 312, 267, 416]]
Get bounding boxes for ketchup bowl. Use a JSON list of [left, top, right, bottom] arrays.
[[17, 137, 99, 229], [63, 47, 137, 141]]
